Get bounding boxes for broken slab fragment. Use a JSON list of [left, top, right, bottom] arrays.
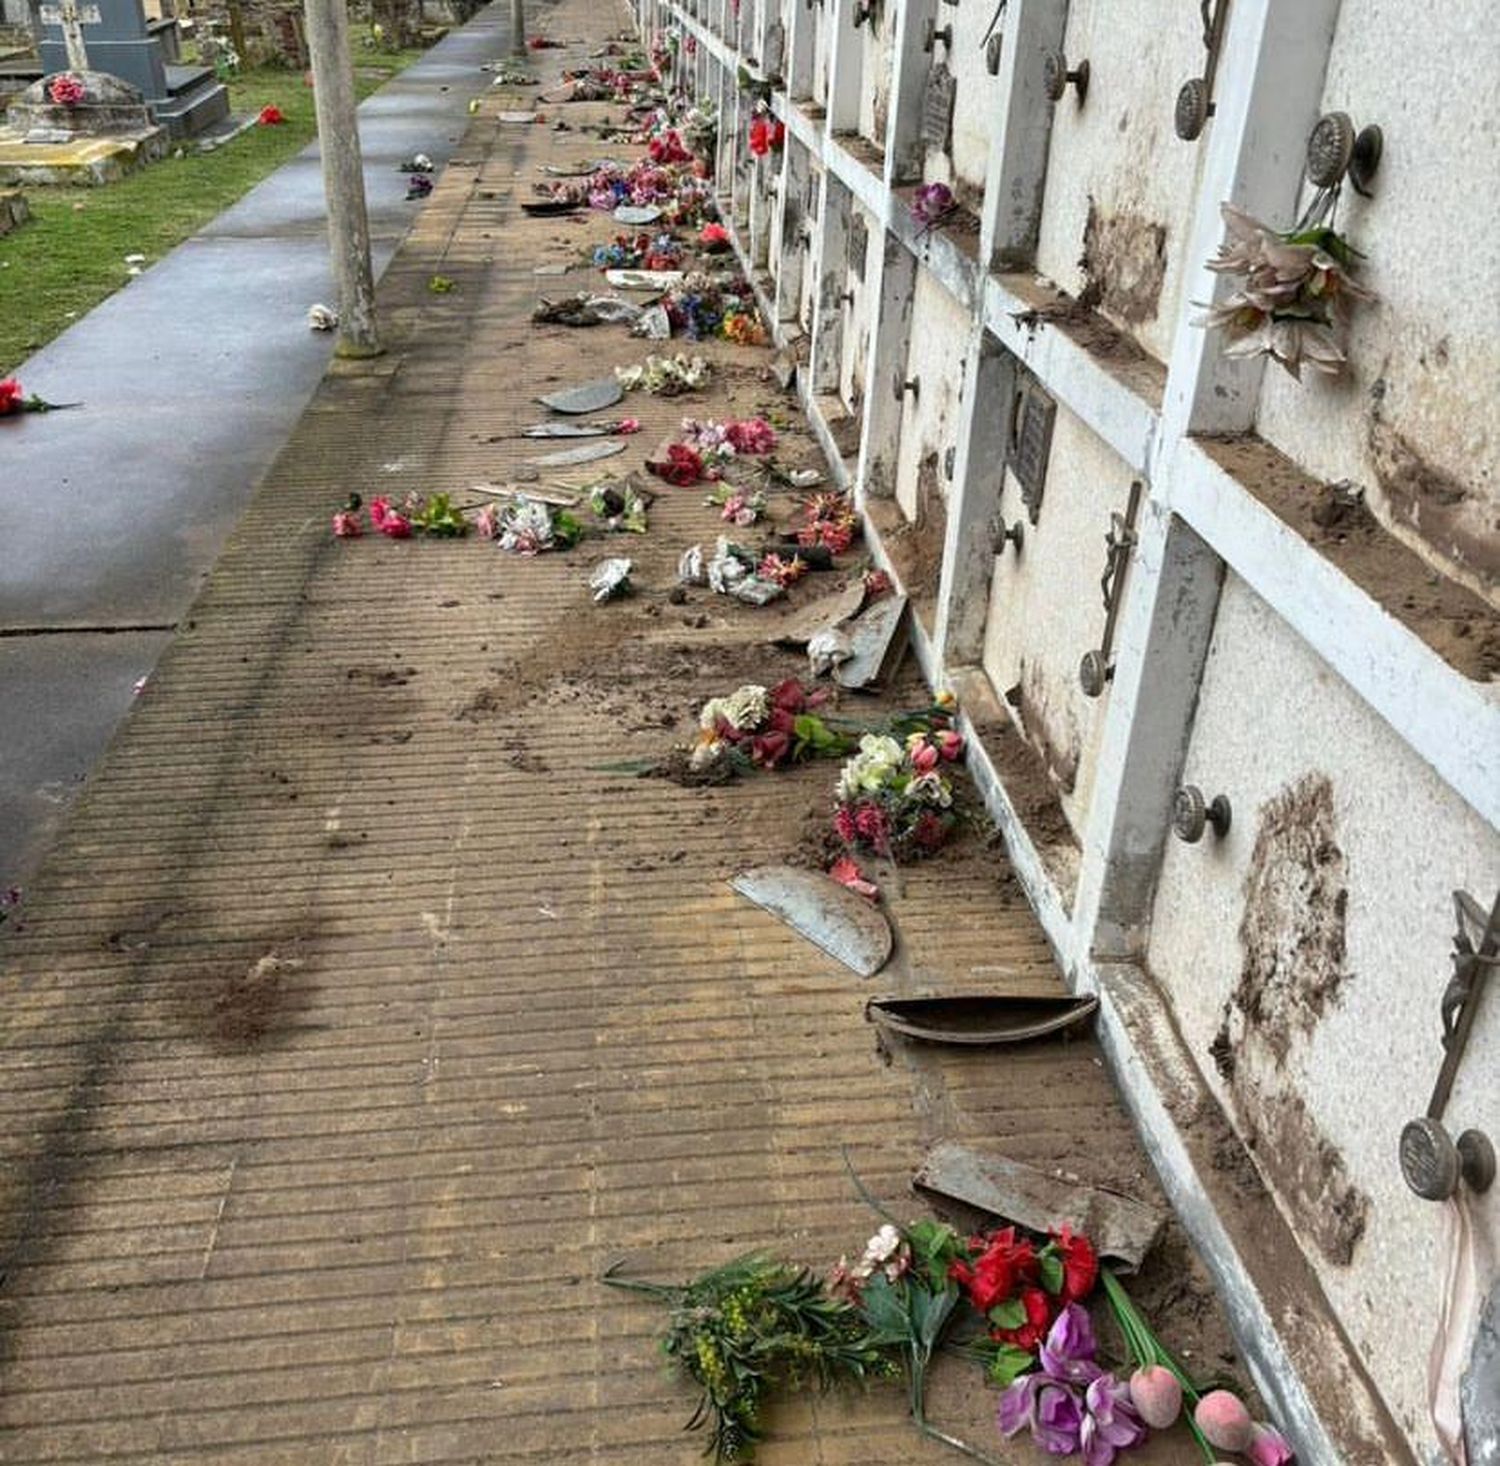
[[730, 865, 894, 977], [538, 377, 624, 414], [913, 1140, 1166, 1271]]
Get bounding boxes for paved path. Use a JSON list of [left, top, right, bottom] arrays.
[[0, 3, 516, 891], [0, 5, 1240, 1460]]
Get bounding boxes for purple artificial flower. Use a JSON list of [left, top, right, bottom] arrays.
[[1039, 1302, 1103, 1384], [999, 1373, 1084, 1456], [911, 181, 954, 232], [1080, 1373, 1149, 1466]]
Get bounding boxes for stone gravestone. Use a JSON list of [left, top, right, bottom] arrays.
[[37, 0, 228, 136]]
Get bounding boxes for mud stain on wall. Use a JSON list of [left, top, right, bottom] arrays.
[[1015, 658, 1081, 795], [1368, 414, 1498, 591], [1079, 199, 1166, 326], [1233, 772, 1351, 1067], [1211, 772, 1371, 1266]]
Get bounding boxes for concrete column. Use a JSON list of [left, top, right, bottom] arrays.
[[879, 0, 937, 185], [975, 0, 1069, 270], [853, 232, 916, 498], [510, 0, 524, 55], [823, 0, 860, 134], [933, 326, 1017, 666], [304, 0, 381, 358]]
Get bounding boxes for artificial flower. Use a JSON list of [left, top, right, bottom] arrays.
[[757, 552, 807, 588], [1080, 1373, 1148, 1466], [999, 1372, 1084, 1456], [994, 1286, 1054, 1353], [331, 510, 362, 538], [863, 568, 893, 598], [0, 378, 23, 415], [1051, 1225, 1099, 1303], [48, 73, 85, 106], [912, 181, 955, 232], [1038, 1303, 1100, 1384], [1247, 1421, 1295, 1465], [257, 104, 285, 125], [1127, 1366, 1182, 1429], [1195, 1391, 1253, 1452], [829, 856, 879, 901]]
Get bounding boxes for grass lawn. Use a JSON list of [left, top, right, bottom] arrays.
[[0, 44, 427, 374]]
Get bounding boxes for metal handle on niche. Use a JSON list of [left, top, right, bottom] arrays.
[[1171, 785, 1231, 843], [1399, 891, 1498, 1202], [1042, 50, 1089, 103]]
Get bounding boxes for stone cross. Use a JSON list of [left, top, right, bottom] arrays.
[[57, 0, 90, 73]]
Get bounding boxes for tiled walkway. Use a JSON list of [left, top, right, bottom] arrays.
[[0, 4, 1241, 1460]]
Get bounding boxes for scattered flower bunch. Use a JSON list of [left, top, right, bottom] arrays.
[[863, 568, 894, 598], [699, 221, 732, 252], [526, 34, 562, 48], [0, 377, 68, 416], [613, 1203, 1293, 1466], [647, 417, 777, 487], [689, 678, 847, 772], [648, 33, 674, 76], [333, 492, 468, 540], [757, 551, 807, 588], [797, 492, 859, 554], [47, 73, 86, 106], [616, 352, 712, 394], [662, 273, 764, 342], [604, 1254, 886, 1463], [256, 103, 285, 125], [911, 181, 956, 233], [950, 1223, 1098, 1380], [588, 478, 651, 534], [832, 726, 964, 858], [747, 111, 785, 157], [478, 496, 583, 555], [829, 854, 879, 900], [1196, 202, 1373, 380], [592, 231, 683, 270], [705, 484, 767, 527]]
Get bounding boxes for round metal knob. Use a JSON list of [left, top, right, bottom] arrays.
[[995, 519, 1024, 554], [1459, 1129, 1497, 1194], [1078, 649, 1112, 698], [1402, 1118, 1461, 1200], [1172, 785, 1231, 843], [1306, 110, 1355, 188], [923, 19, 952, 52], [1174, 77, 1213, 140], [1043, 51, 1088, 103]]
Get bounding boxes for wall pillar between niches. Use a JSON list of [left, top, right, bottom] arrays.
[[853, 231, 917, 501], [933, 327, 1017, 667], [1072, 0, 1342, 961]]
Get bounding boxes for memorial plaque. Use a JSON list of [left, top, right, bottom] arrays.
[[921, 63, 956, 150], [1012, 383, 1056, 524], [847, 212, 867, 279], [763, 22, 785, 78]]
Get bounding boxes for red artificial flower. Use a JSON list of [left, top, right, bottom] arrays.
[[953, 1227, 1037, 1313], [770, 678, 809, 713], [829, 856, 879, 901], [699, 221, 731, 250], [1050, 1226, 1098, 1303], [935, 728, 965, 762], [0, 378, 24, 415], [256, 104, 285, 125], [991, 1286, 1054, 1353], [910, 741, 940, 774], [833, 806, 859, 844], [368, 496, 411, 539], [912, 810, 950, 852], [48, 73, 86, 106], [750, 729, 791, 768], [863, 568, 893, 598], [748, 117, 772, 157], [647, 442, 705, 487], [331, 509, 362, 538], [852, 801, 891, 850]]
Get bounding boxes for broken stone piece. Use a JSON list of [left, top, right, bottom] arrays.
[[538, 377, 624, 414]]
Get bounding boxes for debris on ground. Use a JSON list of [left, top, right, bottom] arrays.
[[730, 864, 894, 977]]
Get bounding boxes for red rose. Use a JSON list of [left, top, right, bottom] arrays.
[[955, 1227, 1037, 1312], [0, 378, 23, 415], [770, 677, 808, 713], [991, 1286, 1053, 1353], [833, 806, 859, 843], [1051, 1226, 1098, 1302], [750, 730, 791, 768], [748, 118, 771, 156]]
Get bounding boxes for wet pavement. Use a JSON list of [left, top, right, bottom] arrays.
[[0, 3, 513, 891]]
